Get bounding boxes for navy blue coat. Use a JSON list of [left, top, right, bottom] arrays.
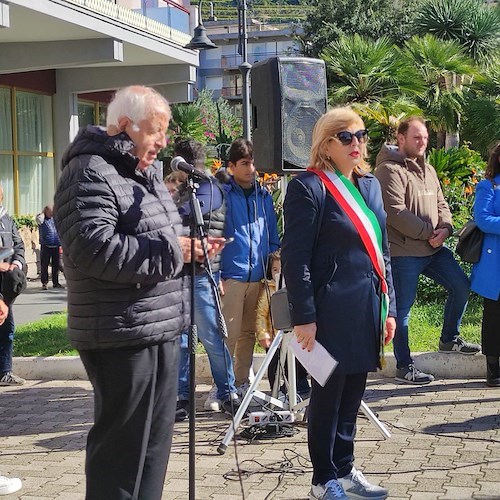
[[282, 171, 397, 374]]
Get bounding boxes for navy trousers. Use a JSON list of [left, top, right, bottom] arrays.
[[0, 307, 15, 374], [308, 372, 367, 486], [79, 339, 179, 500]]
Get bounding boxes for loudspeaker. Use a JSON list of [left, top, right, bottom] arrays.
[[251, 57, 327, 174]]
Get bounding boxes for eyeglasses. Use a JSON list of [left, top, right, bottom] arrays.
[[333, 129, 369, 145]]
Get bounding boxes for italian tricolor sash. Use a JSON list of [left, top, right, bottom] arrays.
[[308, 168, 389, 366]]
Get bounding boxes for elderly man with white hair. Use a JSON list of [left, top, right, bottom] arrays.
[[54, 85, 224, 500]]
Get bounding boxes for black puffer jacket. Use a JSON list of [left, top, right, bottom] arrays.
[[54, 126, 187, 351]]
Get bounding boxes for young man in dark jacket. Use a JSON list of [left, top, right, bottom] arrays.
[[0, 184, 26, 386], [54, 86, 224, 500]]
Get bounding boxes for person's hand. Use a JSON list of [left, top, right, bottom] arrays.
[[206, 236, 226, 260], [219, 279, 225, 296], [294, 322, 317, 352], [428, 228, 449, 248], [0, 299, 8, 325], [384, 316, 396, 345], [0, 262, 10, 272], [259, 337, 272, 349]]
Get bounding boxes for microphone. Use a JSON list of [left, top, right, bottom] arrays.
[[170, 156, 210, 181]]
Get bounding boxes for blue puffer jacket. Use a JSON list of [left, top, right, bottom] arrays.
[[38, 217, 60, 247], [221, 177, 280, 282], [471, 175, 500, 300]]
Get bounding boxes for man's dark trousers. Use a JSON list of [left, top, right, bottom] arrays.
[[40, 245, 60, 286], [79, 339, 179, 500]]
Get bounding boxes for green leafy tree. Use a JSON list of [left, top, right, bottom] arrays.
[[300, 0, 421, 57]]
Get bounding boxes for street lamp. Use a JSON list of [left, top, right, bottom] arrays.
[[237, 0, 251, 140], [187, 0, 251, 140], [185, 1, 217, 50]]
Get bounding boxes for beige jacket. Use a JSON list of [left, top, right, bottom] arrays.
[[374, 144, 453, 257], [255, 279, 277, 344]]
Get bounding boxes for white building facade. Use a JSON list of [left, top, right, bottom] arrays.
[[0, 0, 199, 215]]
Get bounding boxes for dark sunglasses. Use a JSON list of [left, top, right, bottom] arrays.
[[334, 129, 369, 145]]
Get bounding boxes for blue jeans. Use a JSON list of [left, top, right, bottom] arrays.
[[0, 307, 15, 374], [178, 272, 236, 402], [391, 247, 470, 369]]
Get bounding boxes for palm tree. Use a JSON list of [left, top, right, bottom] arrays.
[[321, 34, 425, 104], [462, 63, 500, 155], [413, 0, 500, 66], [402, 34, 477, 148]]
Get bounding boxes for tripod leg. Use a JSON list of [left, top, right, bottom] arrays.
[[359, 400, 391, 439], [217, 330, 283, 455]]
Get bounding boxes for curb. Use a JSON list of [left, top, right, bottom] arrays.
[[13, 350, 487, 383]]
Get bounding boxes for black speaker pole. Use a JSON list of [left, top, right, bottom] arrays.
[[238, 0, 251, 140]]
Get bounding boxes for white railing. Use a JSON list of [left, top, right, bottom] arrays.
[[63, 0, 191, 46]]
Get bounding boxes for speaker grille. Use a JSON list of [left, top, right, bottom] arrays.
[[251, 57, 327, 174], [280, 59, 327, 170]]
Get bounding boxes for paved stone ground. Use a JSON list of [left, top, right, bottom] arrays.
[[1, 377, 499, 499]]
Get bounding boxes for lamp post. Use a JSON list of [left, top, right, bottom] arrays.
[[237, 0, 251, 140], [184, 8, 216, 500]]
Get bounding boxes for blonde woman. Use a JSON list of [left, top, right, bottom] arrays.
[[282, 107, 396, 499]]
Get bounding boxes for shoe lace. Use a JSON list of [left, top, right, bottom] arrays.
[[408, 364, 422, 377], [350, 468, 370, 487], [324, 479, 346, 498]]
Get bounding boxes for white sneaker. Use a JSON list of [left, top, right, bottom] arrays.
[[309, 479, 348, 499], [0, 476, 22, 495], [338, 467, 388, 499], [236, 382, 250, 399], [204, 385, 220, 411]]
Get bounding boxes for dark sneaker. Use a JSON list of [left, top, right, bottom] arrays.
[[395, 364, 434, 385], [309, 479, 349, 499], [220, 396, 241, 415], [42, 284, 48, 290], [338, 467, 388, 499], [439, 336, 480, 355], [175, 400, 189, 422], [0, 371, 25, 386], [53, 283, 65, 289]]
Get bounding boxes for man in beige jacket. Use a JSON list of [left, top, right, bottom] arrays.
[[375, 116, 479, 385]]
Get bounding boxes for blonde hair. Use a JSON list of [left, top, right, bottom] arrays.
[[106, 85, 170, 129], [309, 106, 370, 175]]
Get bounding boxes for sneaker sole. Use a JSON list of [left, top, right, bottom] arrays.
[[394, 376, 433, 385], [438, 349, 479, 355]]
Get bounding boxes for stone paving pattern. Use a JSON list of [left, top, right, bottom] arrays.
[[1, 377, 499, 499]]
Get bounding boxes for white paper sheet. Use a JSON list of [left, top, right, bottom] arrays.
[[289, 332, 338, 387]]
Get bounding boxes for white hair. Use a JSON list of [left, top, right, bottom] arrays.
[[106, 85, 170, 128]]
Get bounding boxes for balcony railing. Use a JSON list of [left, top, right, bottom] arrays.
[[221, 50, 294, 69], [63, 0, 191, 46]]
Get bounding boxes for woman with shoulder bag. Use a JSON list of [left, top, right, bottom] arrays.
[[282, 107, 397, 499], [471, 141, 500, 387]]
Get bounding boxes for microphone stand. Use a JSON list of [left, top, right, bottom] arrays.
[[186, 174, 228, 500], [186, 174, 205, 500]]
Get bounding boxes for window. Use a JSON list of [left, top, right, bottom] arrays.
[[78, 100, 107, 128], [0, 86, 55, 215]]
